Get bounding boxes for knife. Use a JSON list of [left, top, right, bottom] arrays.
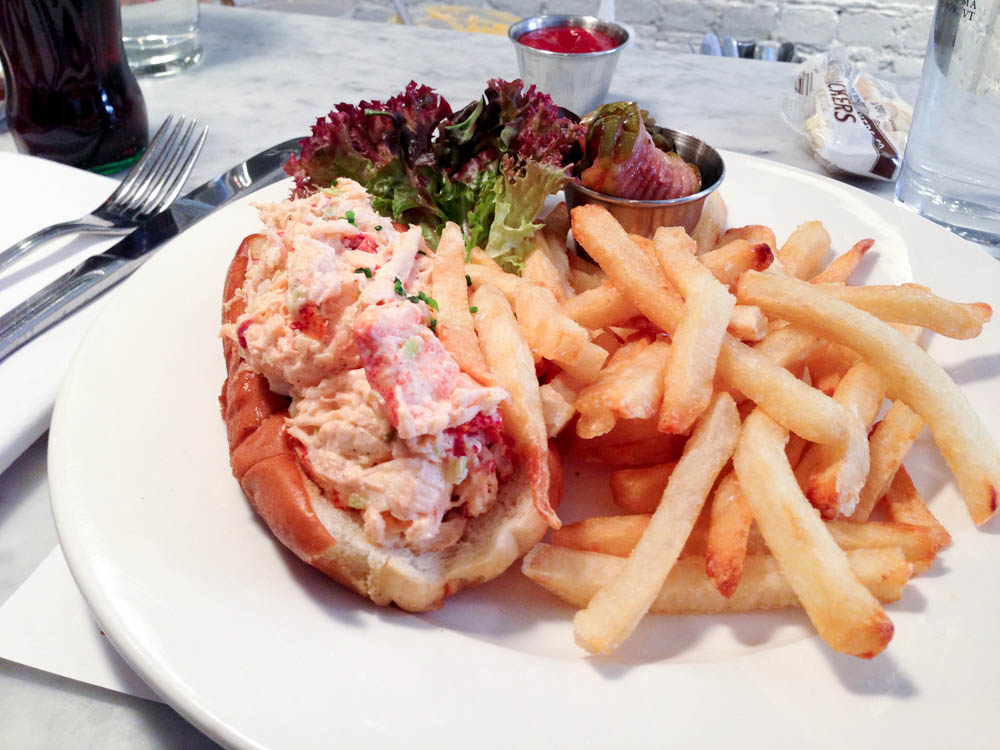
[[0, 137, 303, 363]]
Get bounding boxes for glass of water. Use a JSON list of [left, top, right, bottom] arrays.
[[121, 0, 202, 77], [894, 0, 1000, 254]]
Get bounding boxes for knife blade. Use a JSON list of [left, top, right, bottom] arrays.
[[0, 137, 303, 363]]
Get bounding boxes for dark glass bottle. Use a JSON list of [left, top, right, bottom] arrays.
[[0, 0, 149, 173]]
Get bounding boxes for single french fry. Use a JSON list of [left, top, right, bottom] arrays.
[[851, 401, 925, 522], [431, 223, 493, 384], [654, 226, 736, 433], [739, 270, 1000, 526], [699, 240, 774, 290], [609, 462, 676, 513], [472, 285, 558, 528], [523, 239, 568, 302], [809, 238, 874, 284], [691, 190, 727, 254], [539, 374, 578, 438], [563, 282, 639, 329], [566, 341, 611, 385], [884, 466, 952, 552], [805, 342, 855, 395], [514, 283, 590, 361], [555, 511, 940, 572], [720, 224, 777, 254], [551, 515, 655, 558], [777, 221, 831, 279], [752, 323, 824, 373], [524, 231, 574, 302], [468, 246, 504, 272], [575, 339, 672, 438], [734, 408, 894, 658], [524, 545, 910, 613], [705, 471, 754, 598], [574, 393, 740, 654], [466, 262, 523, 298], [727, 304, 768, 341], [567, 249, 605, 278], [814, 283, 993, 340], [568, 268, 605, 293]]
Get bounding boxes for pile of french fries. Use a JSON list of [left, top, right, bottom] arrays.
[[429, 191, 998, 659]]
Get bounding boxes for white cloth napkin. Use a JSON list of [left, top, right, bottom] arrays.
[[0, 154, 126, 474], [0, 547, 160, 702]]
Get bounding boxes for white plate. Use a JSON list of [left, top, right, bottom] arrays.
[[50, 152, 1000, 750]]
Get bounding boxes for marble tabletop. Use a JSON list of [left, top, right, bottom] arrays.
[[0, 6, 917, 749]]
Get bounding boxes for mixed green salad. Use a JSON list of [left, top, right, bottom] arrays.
[[284, 79, 584, 271]]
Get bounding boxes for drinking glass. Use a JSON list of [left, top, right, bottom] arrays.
[[121, 0, 203, 77], [894, 0, 1000, 254], [0, 0, 149, 172]]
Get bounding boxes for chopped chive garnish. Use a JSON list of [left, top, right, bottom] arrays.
[[408, 295, 420, 304], [469, 306, 478, 313], [344, 209, 356, 226], [465, 274, 472, 287], [375, 224, 383, 231], [416, 249, 427, 256], [429, 317, 437, 331], [394, 277, 405, 296], [417, 291, 439, 310], [354, 267, 373, 278]]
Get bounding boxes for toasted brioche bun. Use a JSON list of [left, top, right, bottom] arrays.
[[220, 234, 561, 611]]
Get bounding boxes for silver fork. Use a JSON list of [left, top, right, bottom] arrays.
[[0, 114, 208, 274]]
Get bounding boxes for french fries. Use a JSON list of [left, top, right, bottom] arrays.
[[739, 270, 1000, 525], [575, 339, 671, 438], [464, 195, 995, 662], [734, 408, 894, 658], [705, 471, 754, 597], [539, 374, 578, 438], [654, 227, 736, 433], [885, 466, 952, 551], [850, 401, 925, 522], [471, 284, 558, 528], [720, 224, 776, 254], [809, 238, 873, 284], [699, 240, 774, 290], [815, 283, 992, 339], [691, 190, 726, 254], [609, 462, 676, 513], [524, 545, 910, 614], [777, 220, 831, 279], [555, 510, 944, 575], [523, 231, 574, 302], [431, 223, 492, 384], [574, 393, 740, 654]]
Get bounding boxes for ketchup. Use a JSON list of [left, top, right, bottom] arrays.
[[517, 26, 620, 54]]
